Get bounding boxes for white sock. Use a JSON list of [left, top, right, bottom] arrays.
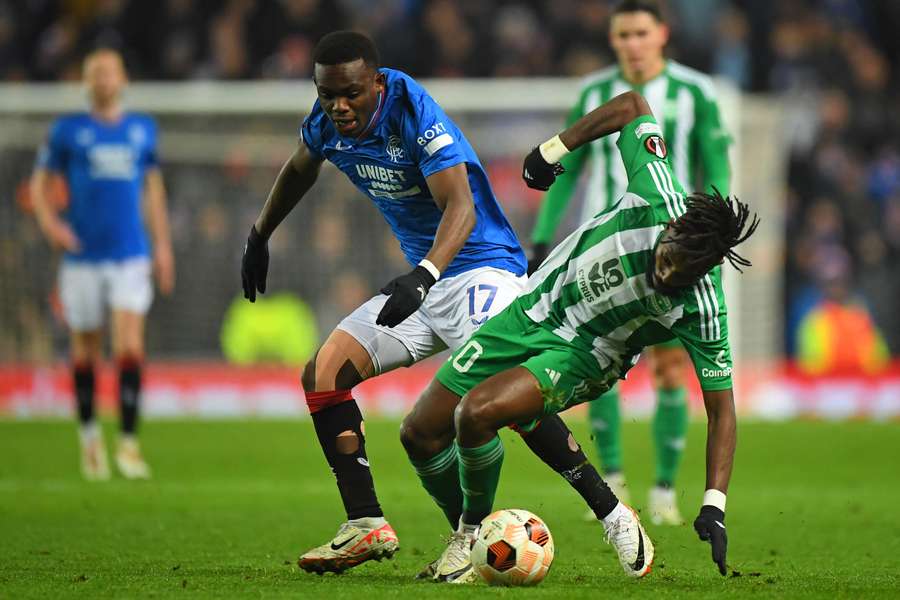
[[457, 519, 479, 538], [79, 421, 100, 444], [349, 516, 386, 528], [119, 433, 138, 446], [602, 502, 630, 528]]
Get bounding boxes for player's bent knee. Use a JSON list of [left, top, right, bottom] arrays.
[[455, 389, 498, 434], [399, 415, 446, 458], [333, 359, 362, 390]]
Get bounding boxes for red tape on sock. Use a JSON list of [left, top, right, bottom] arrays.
[[116, 355, 143, 371], [305, 389, 354, 414]]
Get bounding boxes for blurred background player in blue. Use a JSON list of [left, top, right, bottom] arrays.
[[29, 48, 174, 481]]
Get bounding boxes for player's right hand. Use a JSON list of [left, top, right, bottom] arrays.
[[43, 219, 81, 252], [241, 225, 269, 302], [527, 243, 549, 276], [522, 147, 565, 191], [693, 505, 728, 576]]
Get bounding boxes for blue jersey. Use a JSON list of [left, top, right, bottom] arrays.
[[36, 112, 158, 262], [301, 68, 526, 278]]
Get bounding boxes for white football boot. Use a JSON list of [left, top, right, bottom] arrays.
[[648, 486, 684, 526], [584, 471, 631, 521], [299, 518, 399, 574], [433, 529, 479, 583], [79, 423, 110, 481], [115, 436, 151, 480], [603, 504, 654, 578]]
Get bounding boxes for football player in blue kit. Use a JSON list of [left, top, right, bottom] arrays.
[[30, 48, 175, 481], [242, 32, 626, 580]]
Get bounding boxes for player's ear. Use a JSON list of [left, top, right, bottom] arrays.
[[374, 70, 386, 92], [658, 23, 670, 46]]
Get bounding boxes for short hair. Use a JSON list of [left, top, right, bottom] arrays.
[[612, 0, 665, 22], [668, 189, 759, 275], [313, 31, 379, 69], [83, 47, 126, 73]]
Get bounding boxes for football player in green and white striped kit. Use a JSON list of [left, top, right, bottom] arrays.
[[401, 90, 756, 580], [529, 0, 732, 525]]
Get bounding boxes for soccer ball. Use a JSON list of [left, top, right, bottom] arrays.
[[470, 509, 554, 586]]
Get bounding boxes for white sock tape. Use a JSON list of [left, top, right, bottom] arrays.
[[418, 259, 441, 281], [702, 489, 727, 512], [539, 134, 570, 164]]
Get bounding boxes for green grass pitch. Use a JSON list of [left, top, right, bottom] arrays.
[[2, 417, 899, 598]]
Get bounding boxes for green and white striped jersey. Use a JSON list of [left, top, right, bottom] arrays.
[[521, 115, 732, 391], [532, 60, 731, 245]]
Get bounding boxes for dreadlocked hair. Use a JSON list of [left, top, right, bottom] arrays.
[[668, 188, 760, 273]]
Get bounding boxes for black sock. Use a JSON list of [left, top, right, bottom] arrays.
[[118, 360, 141, 435], [73, 364, 95, 424], [521, 414, 619, 520], [311, 399, 383, 520]]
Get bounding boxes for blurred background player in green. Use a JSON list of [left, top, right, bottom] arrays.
[[528, 0, 731, 525]]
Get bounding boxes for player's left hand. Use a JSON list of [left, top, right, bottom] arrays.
[[241, 225, 269, 302], [522, 147, 565, 191], [376, 266, 436, 327], [693, 505, 728, 576], [153, 245, 175, 296]]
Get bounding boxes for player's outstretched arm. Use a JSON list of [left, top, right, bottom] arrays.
[[694, 387, 736, 576], [375, 163, 476, 328], [523, 91, 651, 191], [242, 143, 322, 302]]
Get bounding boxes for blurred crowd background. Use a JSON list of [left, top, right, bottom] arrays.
[[1, 0, 899, 374]]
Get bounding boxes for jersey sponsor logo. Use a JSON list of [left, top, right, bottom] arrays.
[[576, 258, 625, 303], [368, 186, 422, 200], [702, 365, 733, 379], [88, 144, 137, 179], [385, 134, 405, 163], [703, 350, 732, 378], [417, 122, 453, 156], [714, 349, 728, 368], [644, 135, 667, 159], [355, 164, 422, 200], [355, 163, 408, 183]]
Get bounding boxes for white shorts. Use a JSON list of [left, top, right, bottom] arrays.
[[58, 257, 154, 331], [337, 266, 527, 374]]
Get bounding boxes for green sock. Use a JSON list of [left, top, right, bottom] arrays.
[[458, 436, 504, 526], [587, 386, 622, 474], [410, 443, 463, 528], [652, 386, 689, 487]]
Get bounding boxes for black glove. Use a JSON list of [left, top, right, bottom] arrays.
[[241, 225, 269, 302], [527, 243, 549, 276], [376, 266, 437, 327], [522, 147, 565, 191], [693, 505, 728, 576]]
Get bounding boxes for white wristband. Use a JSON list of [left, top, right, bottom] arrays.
[[418, 259, 441, 281], [702, 489, 727, 512], [539, 134, 570, 164]]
